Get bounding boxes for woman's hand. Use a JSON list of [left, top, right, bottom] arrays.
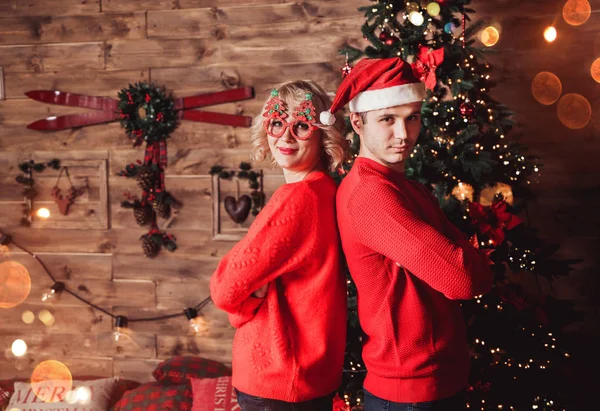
[[252, 283, 269, 298]]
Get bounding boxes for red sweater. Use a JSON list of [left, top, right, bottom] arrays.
[[210, 171, 347, 402], [336, 158, 493, 402]]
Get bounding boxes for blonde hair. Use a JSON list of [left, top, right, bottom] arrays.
[[250, 80, 349, 172]]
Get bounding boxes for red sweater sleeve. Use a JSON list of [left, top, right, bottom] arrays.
[[210, 183, 317, 323], [348, 181, 493, 300]]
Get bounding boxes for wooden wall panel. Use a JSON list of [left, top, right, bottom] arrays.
[[0, 43, 104, 73], [0, 13, 146, 45], [0, 0, 101, 17]]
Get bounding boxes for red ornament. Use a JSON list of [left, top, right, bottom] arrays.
[[385, 37, 396, 46], [341, 63, 352, 78], [379, 31, 389, 41], [341, 53, 352, 78], [156, 112, 164, 122], [460, 101, 475, 118], [145, 93, 151, 103]]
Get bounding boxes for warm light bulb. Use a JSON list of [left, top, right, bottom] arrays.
[[41, 288, 56, 302], [544, 26, 557, 42], [408, 11, 425, 26], [12, 339, 28, 357], [36, 208, 51, 219], [113, 316, 128, 342]]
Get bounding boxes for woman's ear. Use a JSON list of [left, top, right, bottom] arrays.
[[349, 113, 363, 136]]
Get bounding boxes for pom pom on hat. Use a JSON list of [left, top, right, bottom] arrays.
[[320, 110, 336, 126]]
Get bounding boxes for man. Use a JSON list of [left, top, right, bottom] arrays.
[[320, 58, 493, 410]]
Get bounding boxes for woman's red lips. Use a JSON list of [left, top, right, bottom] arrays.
[[279, 148, 298, 155]]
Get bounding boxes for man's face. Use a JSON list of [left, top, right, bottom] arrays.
[[350, 102, 422, 172]]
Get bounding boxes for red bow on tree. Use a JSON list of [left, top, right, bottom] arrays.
[[468, 200, 522, 246], [412, 46, 445, 91], [333, 393, 350, 411]]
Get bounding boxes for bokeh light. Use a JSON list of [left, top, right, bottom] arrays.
[[591, 58, 600, 83], [480, 26, 500, 47], [544, 26, 557, 42], [22, 310, 35, 324], [36, 208, 51, 219], [563, 0, 591, 26], [31, 360, 73, 403], [0, 261, 32, 309], [426, 2, 441, 17], [38, 309, 55, 327], [557, 94, 592, 129], [11, 339, 28, 357], [531, 72, 563, 106]]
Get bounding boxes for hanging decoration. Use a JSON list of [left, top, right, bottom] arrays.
[[25, 83, 256, 257], [210, 162, 265, 223], [50, 167, 87, 216], [341, 53, 353, 78], [14, 159, 61, 226]]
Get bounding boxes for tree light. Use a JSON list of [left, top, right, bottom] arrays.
[[408, 11, 425, 26]]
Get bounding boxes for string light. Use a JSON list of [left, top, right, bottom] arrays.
[[42, 282, 65, 302], [113, 316, 128, 342], [1, 230, 213, 333]]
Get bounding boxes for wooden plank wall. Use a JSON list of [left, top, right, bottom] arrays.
[[0, 0, 598, 385]]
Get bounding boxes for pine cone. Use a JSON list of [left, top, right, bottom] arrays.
[[133, 204, 154, 226], [152, 199, 171, 219], [141, 235, 160, 258], [137, 168, 155, 191]]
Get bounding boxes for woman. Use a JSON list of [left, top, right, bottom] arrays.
[[210, 80, 349, 411]]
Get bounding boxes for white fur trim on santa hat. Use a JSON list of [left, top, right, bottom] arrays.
[[319, 111, 336, 126], [348, 83, 426, 113]]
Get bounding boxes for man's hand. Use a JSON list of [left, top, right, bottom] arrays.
[[252, 283, 269, 298]]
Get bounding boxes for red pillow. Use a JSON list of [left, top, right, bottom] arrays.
[[0, 386, 10, 407], [190, 377, 238, 411], [111, 382, 192, 411], [152, 357, 231, 385]]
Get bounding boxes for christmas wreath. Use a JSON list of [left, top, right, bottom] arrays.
[[117, 82, 179, 145]]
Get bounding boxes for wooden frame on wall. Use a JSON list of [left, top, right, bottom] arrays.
[[0, 67, 5, 101], [211, 171, 264, 241], [28, 152, 110, 229]]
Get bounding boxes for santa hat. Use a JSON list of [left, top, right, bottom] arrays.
[[320, 57, 426, 126]]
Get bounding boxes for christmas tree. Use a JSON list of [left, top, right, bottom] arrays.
[[335, 1, 580, 410]]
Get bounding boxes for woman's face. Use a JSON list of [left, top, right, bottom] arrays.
[[267, 103, 323, 174]]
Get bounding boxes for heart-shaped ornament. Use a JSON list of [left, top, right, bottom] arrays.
[[224, 194, 251, 223]]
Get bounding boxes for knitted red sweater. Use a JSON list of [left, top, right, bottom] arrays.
[[210, 171, 347, 402], [336, 158, 493, 402]]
